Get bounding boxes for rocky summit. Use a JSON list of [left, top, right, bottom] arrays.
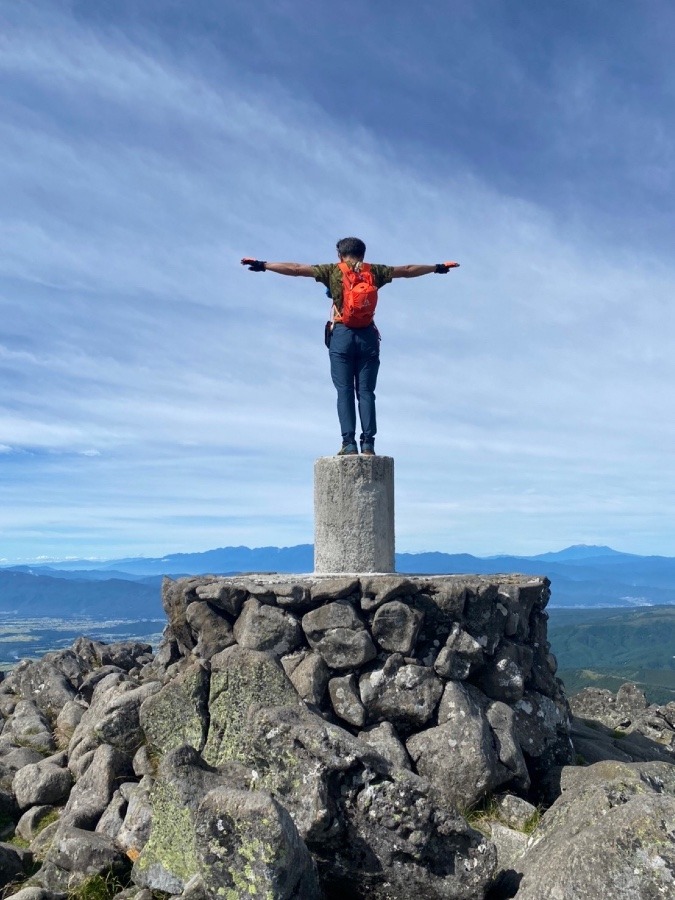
[[0, 573, 672, 899]]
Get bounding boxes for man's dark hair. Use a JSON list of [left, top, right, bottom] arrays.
[[336, 237, 366, 260]]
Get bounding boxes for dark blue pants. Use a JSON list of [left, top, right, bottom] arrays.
[[328, 323, 380, 444]]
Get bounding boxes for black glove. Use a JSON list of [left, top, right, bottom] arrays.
[[241, 258, 267, 272], [434, 261, 459, 274]]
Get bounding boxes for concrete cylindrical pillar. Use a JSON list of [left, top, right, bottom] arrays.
[[314, 455, 395, 574]]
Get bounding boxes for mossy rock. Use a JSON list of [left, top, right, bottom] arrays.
[[202, 647, 299, 768]]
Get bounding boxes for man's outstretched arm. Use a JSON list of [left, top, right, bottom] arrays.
[[391, 262, 460, 278], [241, 258, 314, 276]]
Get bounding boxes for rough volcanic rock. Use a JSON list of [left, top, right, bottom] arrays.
[[357, 721, 412, 770], [281, 650, 330, 706], [194, 787, 321, 900], [360, 576, 417, 612], [407, 681, 505, 808], [6, 659, 77, 722], [328, 674, 366, 727], [132, 746, 226, 894], [302, 600, 377, 669], [185, 601, 235, 660], [60, 743, 132, 830], [0, 572, 582, 900], [233, 598, 303, 655], [230, 702, 497, 899], [1, 700, 56, 755], [37, 826, 130, 893], [359, 654, 443, 729], [0, 842, 27, 888], [13, 763, 73, 810], [193, 579, 248, 617], [571, 682, 675, 758], [371, 600, 423, 653], [139, 661, 209, 756], [513, 760, 675, 900], [202, 646, 300, 768], [433, 623, 484, 680]]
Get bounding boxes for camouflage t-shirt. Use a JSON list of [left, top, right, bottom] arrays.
[[312, 262, 394, 315]]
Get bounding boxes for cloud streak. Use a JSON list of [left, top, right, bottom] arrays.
[[1, 2, 674, 561]]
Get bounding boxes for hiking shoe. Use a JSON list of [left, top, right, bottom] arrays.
[[337, 442, 358, 456], [361, 442, 375, 456]]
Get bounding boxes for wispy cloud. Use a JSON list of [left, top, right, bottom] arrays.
[[1, 2, 674, 561]]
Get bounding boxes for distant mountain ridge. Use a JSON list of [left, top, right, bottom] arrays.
[[0, 569, 163, 617], [2, 544, 675, 613]]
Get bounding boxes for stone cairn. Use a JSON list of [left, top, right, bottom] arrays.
[[0, 457, 672, 898]]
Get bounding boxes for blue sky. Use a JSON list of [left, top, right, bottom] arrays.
[[2, 0, 675, 562]]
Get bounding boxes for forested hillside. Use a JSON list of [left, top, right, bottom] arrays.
[[548, 605, 675, 703]]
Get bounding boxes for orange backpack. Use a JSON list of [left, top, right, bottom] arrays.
[[335, 262, 378, 327]]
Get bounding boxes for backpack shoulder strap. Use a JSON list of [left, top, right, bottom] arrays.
[[338, 261, 371, 279]]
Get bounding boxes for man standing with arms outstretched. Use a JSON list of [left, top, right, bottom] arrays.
[[242, 237, 459, 456]]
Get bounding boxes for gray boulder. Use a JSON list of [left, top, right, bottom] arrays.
[[476, 641, 527, 702], [360, 576, 417, 612], [194, 787, 320, 899], [28, 820, 60, 863], [328, 674, 366, 727], [358, 721, 412, 770], [406, 681, 505, 808], [0, 747, 45, 784], [495, 793, 538, 831], [139, 661, 209, 756], [60, 744, 132, 830], [68, 675, 161, 767], [433, 623, 484, 680], [54, 701, 86, 747], [3, 888, 63, 900], [185, 601, 235, 660], [269, 581, 313, 612], [194, 578, 248, 616], [202, 646, 300, 768], [161, 578, 199, 654], [8, 659, 77, 722], [115, 783, 154, 856], [462, 584, 508, 653], [94, 789, 127, 840], [97, 641, 152, 672], [309, 577, 360, 607], [486, 700, 530, 789], [514, 760, 675, 900], [232, 598, 302, 655], [233, 703, 496, 899], [2, 700, 55, 755], [15, 805, 60, 843], [359, 654, 443, 728], [281, 650, 329, 706], [490, 822, 528, 873], [132, 746, 227, 894], [571, 715, 675, 766], [512, 690, 572, 764], [37, 826, 130, 893], [371, 600, 423, 653], [302, 600, 377, 669], [0, 841, 27, 888], [76, 666, 125, 704], [571, 682, 675, 757], [13, 763, 73, 810]]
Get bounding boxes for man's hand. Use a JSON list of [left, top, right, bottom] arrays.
[[434, 261, 460, 273], [241, 258, 267, 272]]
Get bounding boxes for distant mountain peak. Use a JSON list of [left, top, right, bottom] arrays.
[[533, 544, 623, 561]]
